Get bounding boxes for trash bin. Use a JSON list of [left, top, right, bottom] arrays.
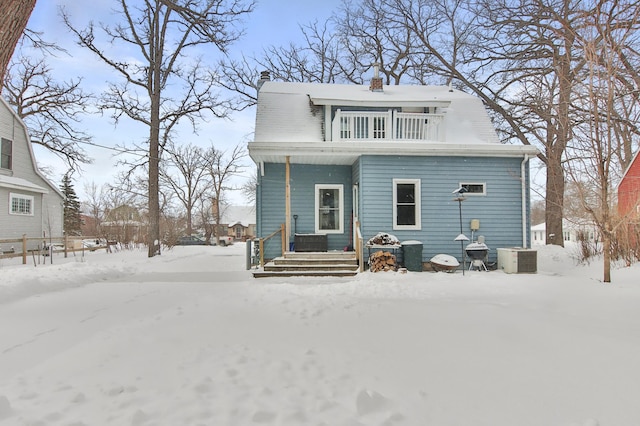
[[402, 240, 423, 272]]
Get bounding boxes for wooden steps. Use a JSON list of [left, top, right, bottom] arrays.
[[252, 251, 359, 278]]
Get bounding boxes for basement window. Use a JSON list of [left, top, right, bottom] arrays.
[[460, 182, 486, 196]]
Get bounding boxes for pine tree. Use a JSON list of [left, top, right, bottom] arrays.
[[61, 172, 82, 236]]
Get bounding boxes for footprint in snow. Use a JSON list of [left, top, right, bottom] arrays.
[[252, 410, 277, 423], [0, 396, 13, 420], [355, 389, 390, 416]]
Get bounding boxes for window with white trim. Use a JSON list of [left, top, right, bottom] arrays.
[[10, 193, 34, 216], [393, 179, 421, 230], [1, 138, 12, 170], [315, 184, 343, 233], [460, 182, 486, 195]]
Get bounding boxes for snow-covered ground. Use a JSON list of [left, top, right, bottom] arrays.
[[0, 243, 639, 426]]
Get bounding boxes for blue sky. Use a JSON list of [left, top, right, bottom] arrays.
[[22, 0, 343, 204]]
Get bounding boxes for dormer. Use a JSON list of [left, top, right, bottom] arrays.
[[308, 88, 451, 143]]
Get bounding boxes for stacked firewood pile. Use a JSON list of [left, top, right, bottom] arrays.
[[369, 250, 397, 272]]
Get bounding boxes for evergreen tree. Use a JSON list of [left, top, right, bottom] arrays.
[[61, 172, 82, 236]]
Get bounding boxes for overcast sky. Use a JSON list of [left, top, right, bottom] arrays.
[[22, 0, 343, 204]]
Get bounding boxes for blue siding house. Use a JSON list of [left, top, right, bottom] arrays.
[[249, 71, 539, 266]]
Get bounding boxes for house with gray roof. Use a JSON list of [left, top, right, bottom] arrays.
[[249, 70, 539, 266], [0, 97, 64, 251]]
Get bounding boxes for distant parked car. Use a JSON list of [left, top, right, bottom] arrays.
[[176, 236, 206, 245], [216, 235, 234, 246]]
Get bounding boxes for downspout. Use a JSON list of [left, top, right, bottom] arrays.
[[521, 154, 529, 248]]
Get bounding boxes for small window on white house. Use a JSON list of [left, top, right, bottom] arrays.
[[10, 193, 34, 216], [393, 179, 421, 230], [315, 184, 343, 233], [460, 182, 486, 195]]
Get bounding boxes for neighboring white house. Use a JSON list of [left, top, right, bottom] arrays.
[[0, 97, 64, 250], [531, 219, 599, 245]]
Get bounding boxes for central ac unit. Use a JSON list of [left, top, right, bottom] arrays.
[[497, 248, 537, 273]]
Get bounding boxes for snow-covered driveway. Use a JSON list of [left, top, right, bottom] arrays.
[[0, 243, 639, 425]]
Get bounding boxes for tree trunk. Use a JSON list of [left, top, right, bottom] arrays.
[[545, 19, 573, 248], [545, 150, 565, 246], [0, 0, 36, 83], [186, 204, 193, 236], [148, 122, 160, 256], [603, 233, 611, 283], [148, 56, 162, 257]]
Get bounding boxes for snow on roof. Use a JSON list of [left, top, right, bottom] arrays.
[[0, 175, 48, 193], [254, 81, 500, 145], [531, 219, 597, 232], [221, 205, 255, 225], [0, 97, 63, 198]]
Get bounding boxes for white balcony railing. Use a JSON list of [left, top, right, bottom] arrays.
[[332, 109, 445, 142]]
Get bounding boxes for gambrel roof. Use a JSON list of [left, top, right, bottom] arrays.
[[251, 81, 538, 165]]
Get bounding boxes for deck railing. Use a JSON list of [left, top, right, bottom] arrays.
[[332, 109, 445, 142], [256, 223, 285, 267]]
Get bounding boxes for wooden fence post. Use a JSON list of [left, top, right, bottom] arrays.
[[22, 234, 27, 264], [259, 239, 264, 267]]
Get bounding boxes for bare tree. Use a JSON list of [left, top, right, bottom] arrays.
[[3, 51, 93, 169], [530, 199, 546, 226], [379, 0, 593, 246], [160, 142, 210, 236], [203, 144, 246, 240], [219, 19, 345, 109], [219, 0, 432, 106], [82, 181, 109, 237], [0, 0, 36, 83], [240, 169, 258, 206], [63, 0, 254, 257], [334, 0, 431, 85], [564, 0, 640, 281]]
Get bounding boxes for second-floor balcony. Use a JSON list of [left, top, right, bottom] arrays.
[[332, 109, 445, 142]]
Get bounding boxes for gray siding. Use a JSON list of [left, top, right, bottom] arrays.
[[357, 155, 530, 264], [0, 99, 64, 245], [257, 163, 353, 260]]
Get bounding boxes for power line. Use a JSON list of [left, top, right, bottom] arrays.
[[31, 137, 148, 157]]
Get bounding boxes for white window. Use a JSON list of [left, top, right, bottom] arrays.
[[10, 193, 34, 216], [393, 179, 421, 230], [315, 184, 343, 233], [459, 182, 486, 195]]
